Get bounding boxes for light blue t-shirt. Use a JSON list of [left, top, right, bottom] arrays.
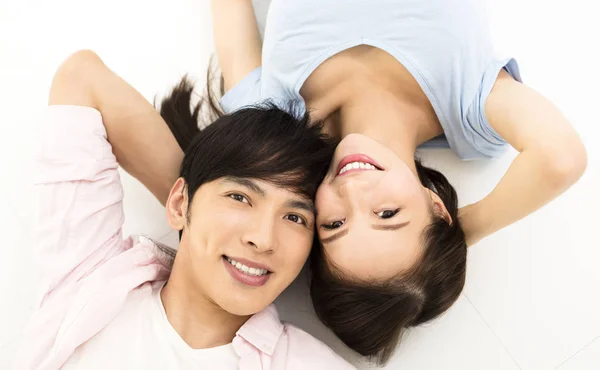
[[221, 0, 522, 160]]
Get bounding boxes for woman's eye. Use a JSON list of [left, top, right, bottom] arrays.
[[322, 220, 345, 230], [285, 214, 307, 226], [376, 209, 400, 219], [228, 193, 250, 204]]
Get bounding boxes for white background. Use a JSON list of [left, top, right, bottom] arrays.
[[1, 0, 599, 369]]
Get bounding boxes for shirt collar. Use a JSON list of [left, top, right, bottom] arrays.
[[140, 235, 284, 356], [235, 305, 284, 355]]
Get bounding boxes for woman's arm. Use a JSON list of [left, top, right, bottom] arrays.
[[459, 70, 587, 246], [50, 50, 184, 205], [212, 0, 262, 91]]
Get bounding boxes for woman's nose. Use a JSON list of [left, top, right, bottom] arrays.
[[338, 179, 371, 208]]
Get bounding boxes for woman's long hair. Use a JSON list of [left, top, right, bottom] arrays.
[[310, 160, 467, 365]]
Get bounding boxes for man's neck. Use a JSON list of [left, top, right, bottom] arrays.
[[160, 257, 249, 349]]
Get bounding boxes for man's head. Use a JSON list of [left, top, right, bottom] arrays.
[[160, 82, 334, 316]]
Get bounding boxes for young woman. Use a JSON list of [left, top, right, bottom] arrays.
[[212, 0, 587, 364], [14, 50, 354, 370], [127, 0, 587, 365]]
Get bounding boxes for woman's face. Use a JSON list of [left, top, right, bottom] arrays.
[[315, 134, 438, 280]]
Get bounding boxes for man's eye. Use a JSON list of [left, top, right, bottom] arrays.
[[322, 220, 345, 230], [376, 209, 400, 219], [228, 193, 249, 204], [285, 214, 307, 226]]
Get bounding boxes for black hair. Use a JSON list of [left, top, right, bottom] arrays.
[[310, 159, 467, 365], [160, 64, 466, 366], [158, 76, 335, 228]]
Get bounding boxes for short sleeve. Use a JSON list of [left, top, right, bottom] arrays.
[[464, 58, 522, 158], [220, 67, 263, 113]]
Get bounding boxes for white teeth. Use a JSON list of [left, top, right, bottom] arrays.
[[338, 162, 379, 175], [225, 257, 269, 276]]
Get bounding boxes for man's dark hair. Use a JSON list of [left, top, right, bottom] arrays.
[[158, 76, 335, 223]]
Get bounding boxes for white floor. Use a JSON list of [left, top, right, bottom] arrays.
[[1, 0, 599, 369]]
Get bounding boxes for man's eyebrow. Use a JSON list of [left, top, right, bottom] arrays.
[[320, 229, 349, 244], [371, 222, 410, 231], [286, 199, 315, 214], [222, 178, 315, 213], [223, 177, 265, 196]]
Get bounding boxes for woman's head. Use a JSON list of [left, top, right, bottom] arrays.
[[311, 133, 467, 364], [160, 78, 334, 317]]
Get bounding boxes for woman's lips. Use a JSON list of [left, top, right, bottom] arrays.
[[336, 153, 383, 177]]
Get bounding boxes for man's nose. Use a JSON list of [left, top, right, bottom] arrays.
[[241, 217, 277, 253]]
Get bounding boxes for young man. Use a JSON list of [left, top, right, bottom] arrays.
[[14, 50, 354, 370]]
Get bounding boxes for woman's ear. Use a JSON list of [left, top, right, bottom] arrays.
[[166, 178, 188, 231], [426, 189, 452, 224]]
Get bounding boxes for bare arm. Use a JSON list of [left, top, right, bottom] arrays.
[[212, 0, 262, 91], [458, 70, 587, 246], [50, 50, 183, 205]]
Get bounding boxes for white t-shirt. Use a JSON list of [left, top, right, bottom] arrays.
[[62, 281, 239, 369]]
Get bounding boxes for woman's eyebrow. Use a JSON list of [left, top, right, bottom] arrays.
[[321, 222, 410, 244], [371, 222, 410, 231], [321, 229, 349, 244]]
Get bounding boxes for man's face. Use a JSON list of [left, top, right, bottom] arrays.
[[168, 177, 316, 316]]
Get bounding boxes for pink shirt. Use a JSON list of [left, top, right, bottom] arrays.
[[14, 106, 354, 370]]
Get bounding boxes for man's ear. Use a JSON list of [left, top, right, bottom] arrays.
[[166, 178, 188, 231]]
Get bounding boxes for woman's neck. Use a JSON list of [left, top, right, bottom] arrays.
[[160, 256, 249, 349], [301, 45, 443, 168], [338, 90, 438, 175]]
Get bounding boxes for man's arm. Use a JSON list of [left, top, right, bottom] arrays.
[[36, 50, 183, 297], [458, 70, 587, 246], [50, 50, 183, 205]]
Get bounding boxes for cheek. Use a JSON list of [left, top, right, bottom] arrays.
[[315, 185, 336, 219], [190, 207, 250, 255], [379, 169, 423, 200], [277, 227, 313, 270], [269, 228, 312, 292], [315, 185, 327, 209]]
